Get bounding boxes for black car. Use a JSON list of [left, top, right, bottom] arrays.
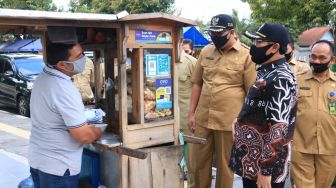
[[0, 53, 45, 116]]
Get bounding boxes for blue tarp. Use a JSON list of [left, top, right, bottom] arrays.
[[0, 39, 34, 53], [20, 39, 42, 52], [183, 26, 210, 47], [0, 42, 14, 51]]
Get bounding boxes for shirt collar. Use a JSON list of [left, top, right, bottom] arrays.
[[289, 58, 296, 65], [304, 70, 336, 82], [210, 40, 241, 55], [258, 57, 286, 71], [231, 41, 241, 51], [43, 66, 71, 81]]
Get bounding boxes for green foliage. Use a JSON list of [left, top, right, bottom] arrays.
[[231, 9, 258, 46], [194, 18, 209, 35], [0, 0, 57, 11], [69, 0, 175, 14], [241, 0, 336, 39]]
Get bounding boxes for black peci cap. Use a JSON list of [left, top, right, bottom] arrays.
[[245, 23, 289, 54], [205, 14, 234, 32]]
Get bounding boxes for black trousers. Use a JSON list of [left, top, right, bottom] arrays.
[[242, 178, 285, 188]]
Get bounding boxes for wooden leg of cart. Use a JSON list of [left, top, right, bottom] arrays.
[[119, 155, 129, 188]]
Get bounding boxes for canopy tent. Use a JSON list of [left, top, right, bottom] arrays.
[[0, 39, 34, 53], [183, 26, 210, 48], [19, 39, 42, 52], [0, 41, 14, 51]]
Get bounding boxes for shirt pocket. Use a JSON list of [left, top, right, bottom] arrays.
[[219, 63, 244, 84], [201, 60, 215, 82], [297, 90, 313, 110]]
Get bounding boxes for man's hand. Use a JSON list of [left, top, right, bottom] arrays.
[[257, 173, 271, 188], [90, 125, 102, 140], [188, 113, 196, 133]]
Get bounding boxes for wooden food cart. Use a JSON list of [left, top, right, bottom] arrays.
[[0, 9, 195, 188]]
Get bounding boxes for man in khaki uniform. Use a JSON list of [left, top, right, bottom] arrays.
[[177, 39, 197, 187], [292, 40, 336, 188], [73, 57, 95, 103], [285, 35, 310, 76], [188, 14, 256, 188]]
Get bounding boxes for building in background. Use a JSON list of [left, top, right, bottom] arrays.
[[295, 26, 334, 63]]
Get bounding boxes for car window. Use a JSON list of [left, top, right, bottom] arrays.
[[14, 57, 45, 76], [0, 59, 5, 74], [3, 61, 13, 75]]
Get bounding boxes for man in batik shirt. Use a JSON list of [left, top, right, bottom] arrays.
[[229, 23, 297, 188]]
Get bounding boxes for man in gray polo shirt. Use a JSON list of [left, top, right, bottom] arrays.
[[29, 43, 102, 188]]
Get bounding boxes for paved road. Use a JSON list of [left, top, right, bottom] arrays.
[[0, 105, 31, 188]]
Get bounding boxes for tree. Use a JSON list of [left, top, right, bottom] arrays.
[[69, 0, 176, 14], [231, 9, 259, 46], [241, 0, 336, 39], [0, 0, 58, 41], [0, 0, 57, 11]]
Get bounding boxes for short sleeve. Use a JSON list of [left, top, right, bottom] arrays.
[[191, 53, 203, 84], [55, 86, 87, 128]]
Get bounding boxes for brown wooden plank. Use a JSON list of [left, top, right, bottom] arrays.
[[104, 48, 116, 127], [131, 49, 141, 124], [127, 119, 175, 131], [139, 48, 145, 125], [173, 27, 183, 144], [91, 143, 148, 159], [149, 145, 184, 188], [119, 155, 129, 188], [126, 42, 173, 49], [120, 12, 196, 26], [93, 50, 101, 101], [82, 43, 115, 51], [128, 154, 153, 188], [117, 24, 129, 140], [41, 31, 47, 63], [123, 124, 175, 149]]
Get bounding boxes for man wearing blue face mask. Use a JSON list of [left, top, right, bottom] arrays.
[[229, 23, 297, 188], [188, 14, 256, 188], [29, 42, 102, 188]]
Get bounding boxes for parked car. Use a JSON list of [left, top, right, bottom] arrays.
[[0, 53, 45, 116]]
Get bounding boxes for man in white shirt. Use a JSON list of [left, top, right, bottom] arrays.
[[29, 42, 102, 188]]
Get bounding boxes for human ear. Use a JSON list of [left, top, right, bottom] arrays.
[[271, 43, 280, 53]]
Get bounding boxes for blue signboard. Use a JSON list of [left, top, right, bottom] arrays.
[[145, 54, 170, 78], [155, 78, 172, 109], [136, 30, 172, 44]]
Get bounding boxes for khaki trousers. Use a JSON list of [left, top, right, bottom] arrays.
[[187, 142, 196, 188], [192, 126, 234, 188], [291, 150, 336, 188]]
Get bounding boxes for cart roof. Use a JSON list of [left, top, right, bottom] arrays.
[[120, 12, 196, 26], [0, 9, 195, 28], [0, 8, 118, 21]]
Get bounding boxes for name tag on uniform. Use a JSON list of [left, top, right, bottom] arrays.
[[205, 57, 215, 60], [299, 86, 310, 90]]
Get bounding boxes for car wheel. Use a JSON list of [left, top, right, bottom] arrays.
[[18, 96, 30, 117]]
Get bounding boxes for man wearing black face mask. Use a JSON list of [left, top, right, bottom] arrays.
[[285, 35, 310, 76], [188, 14, 256, 188], [291, 40, 336, 188], [229, 23, 297, 188]]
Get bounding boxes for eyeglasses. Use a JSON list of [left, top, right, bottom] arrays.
[[309, 54, 331, 63]]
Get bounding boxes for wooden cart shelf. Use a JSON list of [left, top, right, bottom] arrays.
[[86, 133, 148, 159]]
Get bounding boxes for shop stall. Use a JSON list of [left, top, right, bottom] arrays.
[[0, 8, 195, 188]]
